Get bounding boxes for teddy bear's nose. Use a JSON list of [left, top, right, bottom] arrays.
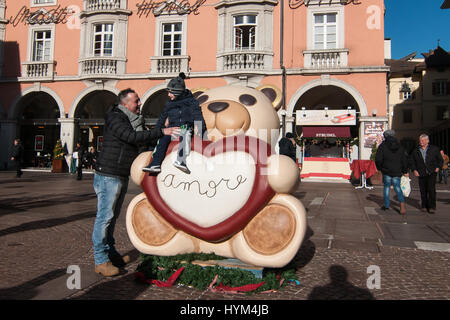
[[208, 102, 229, 113]]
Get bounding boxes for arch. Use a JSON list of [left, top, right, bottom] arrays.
[[8, 85, 65, 120], [69, 85, 120, 118], [287, 78, 368, 117], [141, 83, 168, 107]]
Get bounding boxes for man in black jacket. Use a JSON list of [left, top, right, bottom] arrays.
[[278, 132, 297, 162], [92, 88, 179, 277], [10, 138, 24, 178], [375, 130, 409, 214], [410, 133, 443, 214]]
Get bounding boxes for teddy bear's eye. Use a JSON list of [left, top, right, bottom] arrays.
[[197, 94, 209, 105], [239, 94, 257, 106]]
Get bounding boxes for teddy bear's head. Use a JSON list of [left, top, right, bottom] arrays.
[[193, 85, 282, 146]]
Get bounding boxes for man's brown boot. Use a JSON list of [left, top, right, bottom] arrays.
[[95, 262, 119, 277], [400, 202, 406, 215]]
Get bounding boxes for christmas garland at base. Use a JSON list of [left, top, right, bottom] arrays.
[[135, 252, 299, 295]]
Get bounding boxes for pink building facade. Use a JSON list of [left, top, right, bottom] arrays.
[[0, 0, 388, 168]]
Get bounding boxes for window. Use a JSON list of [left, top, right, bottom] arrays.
[[162, 23, 182, 56], [402, 91, 412, 100], [32, 30, 52, 61], [403, 109, 413, 124], [313, 13, 337, 50], [432, 80, 449, 96], [93, 24, 113, 57], [234, 15, 257, 50], [437, 106, 450, 121]]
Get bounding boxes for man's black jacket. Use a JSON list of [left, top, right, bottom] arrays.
[[96, 106, 164, 178], [375, 136, 408, 177], [410, 144, 443, 176], [279, 138, 296, 162]]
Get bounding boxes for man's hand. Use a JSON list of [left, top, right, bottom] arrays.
[[435, 168, 440, 173], [162, 127, 181, 138], [10, 157, 14, 161], [413, 170, 419, 177]]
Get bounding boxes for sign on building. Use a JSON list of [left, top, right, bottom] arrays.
[[296, 109, 356, 126]]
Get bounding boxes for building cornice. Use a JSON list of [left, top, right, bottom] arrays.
[[214, 0, 278, 9], [0, 65, 390, 83]]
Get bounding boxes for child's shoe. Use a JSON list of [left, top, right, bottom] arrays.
[[173, 161, 191, 174], [142, 165, 161, 173]]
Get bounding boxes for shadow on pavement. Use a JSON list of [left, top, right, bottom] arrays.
[[68, 249, 146, 300], [307, 265, 375, 300], [290, 226, 316, 269], [0, 211, 97, 238], [0, 193, 96, 214], [0, 268, 66, 300]]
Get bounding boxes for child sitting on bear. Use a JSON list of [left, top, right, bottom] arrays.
[[142, 73, 206, 174]]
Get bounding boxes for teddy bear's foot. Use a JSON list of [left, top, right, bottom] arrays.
[[231, 194, 307, 268], [126, 193, 196, 255]]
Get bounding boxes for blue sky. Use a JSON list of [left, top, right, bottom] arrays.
[[384, 0, 450, 59]]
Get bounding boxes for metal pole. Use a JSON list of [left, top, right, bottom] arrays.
[[280, 0, 287, 137]]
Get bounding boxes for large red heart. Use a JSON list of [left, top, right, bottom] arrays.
[[141, 135, 275, 242]]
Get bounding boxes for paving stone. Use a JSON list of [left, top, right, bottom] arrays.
[[0, 171, 449, 301], [383, 223, 447, 242]]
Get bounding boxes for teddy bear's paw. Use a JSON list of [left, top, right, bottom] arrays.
[[231, 194, 307, 268], [126, 193, 196, 255], [130, 151, 153, 186]]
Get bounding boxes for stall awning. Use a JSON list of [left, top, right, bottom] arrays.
[[302, 126, 351, 138]]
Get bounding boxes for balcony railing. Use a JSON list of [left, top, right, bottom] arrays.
[[220, 51, 266, 71], [21, 61, 55, 80], [217, 50, 272, 72], [79, 57, 119, 77], [150, 55, 190, 75], [85, 0, 121, 11], [303, 49, 349, 70]]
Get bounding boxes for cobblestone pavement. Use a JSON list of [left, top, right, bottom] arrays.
[[0, 170, 449, 301]]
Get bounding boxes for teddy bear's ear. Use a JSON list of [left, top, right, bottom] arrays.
[[256, 85, 282, 111], [191, 87, 209, 100]]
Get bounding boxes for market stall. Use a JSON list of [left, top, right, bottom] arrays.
[[299, 126, 354, 182]]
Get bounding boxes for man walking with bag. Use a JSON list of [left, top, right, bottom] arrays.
[[410, 134, 443, 214], [375, 130, 409, 214]]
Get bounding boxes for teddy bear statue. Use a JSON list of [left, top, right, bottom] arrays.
[[126, 85, 306, 268]]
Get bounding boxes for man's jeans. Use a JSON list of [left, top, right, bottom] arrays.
[[383, 174, 405, 208], [92, 173, 128, 265]]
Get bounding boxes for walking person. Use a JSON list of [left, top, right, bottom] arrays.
[[375, 130, 409, 214], [410, 134, 443, 214], [438, 150, 448, 184], [74, 142, 85, 180], [10, 138, 24, 178], [92, 88, 179, 277], [278, 132, 297, 163]]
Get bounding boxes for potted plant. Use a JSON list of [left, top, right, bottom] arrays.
[[51, 139, 66, 173]]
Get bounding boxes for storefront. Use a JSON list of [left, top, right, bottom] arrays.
[[296, 109, 356, 182]]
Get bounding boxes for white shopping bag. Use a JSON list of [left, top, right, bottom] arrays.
[[400, 176, 411, 197]]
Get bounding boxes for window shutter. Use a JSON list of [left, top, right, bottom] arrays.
[[432, 82, 437, 96], [446, 82, 450, 95]]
